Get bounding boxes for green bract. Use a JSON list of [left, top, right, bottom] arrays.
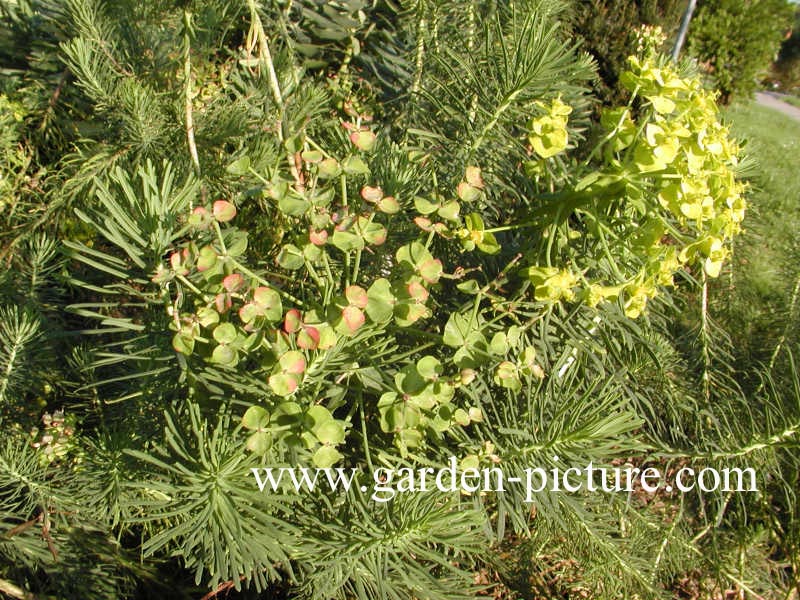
[[522, 54, 745, 318], [528, 96, 572, 158]]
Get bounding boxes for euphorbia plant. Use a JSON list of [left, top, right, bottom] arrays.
[[153, 30, 745, 464], [1, 0, 774, 596]]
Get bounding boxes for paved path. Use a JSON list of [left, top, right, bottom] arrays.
[[755, 91, 800, 122]]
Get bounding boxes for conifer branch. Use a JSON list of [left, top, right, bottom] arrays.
[[764, 273, 800, 382]]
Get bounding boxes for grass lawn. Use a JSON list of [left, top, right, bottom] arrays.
[[720, 102, 800, 367], [781, 94, 800, 110]]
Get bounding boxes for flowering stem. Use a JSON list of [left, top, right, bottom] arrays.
[[352, 212, 375, 284], [340, 173, 351, 286], [229, 258, 307, 309]]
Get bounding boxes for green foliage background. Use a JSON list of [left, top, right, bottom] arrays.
[[568, 0, 684, 105], [687, 0, 794, 102], [772, 8, 800, 92]]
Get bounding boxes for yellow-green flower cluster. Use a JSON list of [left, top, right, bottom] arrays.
[[620, 55, 745, 280], [634, 24, 667, 57], [525, 55, 746, 318], [528, 96, 572, 158]]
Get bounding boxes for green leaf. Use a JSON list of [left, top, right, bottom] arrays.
[[360, 185, 383, 202], [279, 350, 306, 374], [378, 392, 420, 431], [284, 309, 303, 333], [476, 232, 501, 255], [395, 365, 427, 395], [223, 273, 245, 292], [443, 313, 489, 367], [297, 326, 320, 350], [443, 313, 474, 347], [239, 302, 261, 324], [457, 280, 481, 294], [418, 258, 443, 284], [277, 244, 305, 270], [366, 278, 396, 323], [213, 200, 237, 223], [253, 287, 283, 321], [394, 302, 431, 327], [301, 150, 324, 163], [197, 246, 217, 271], [350, 130, 376, 152], [331, 230, 365, 252], [278, 192, 311, 216], [340, 305, 365, 333], [397, 242, 432, 272], [211, 344, 237, 365], [197, 307, 220, 328], [490, 332, 508, 355], [226, 230, 249, 257], [437, 200, 460, 222], [172, 332, 194, 355], [457, 182, 481, 202], [494, 361, 521, 391], [314, 420, 345, 445], [312, 445, 343, 468], [226, 155, 251, 175], [342, 156, 369, 175], [317, 158, 341, 178], [417, 356, 442, 380], [213, 323, 237, 344], [647, 94, 676, 114], [242, 406, 270, 430], [305, 405, 333, 429], [273, 401, 302, 425], [345, 285, 368, 308], [246, 431, 272, 453], [454, 408, 470, 426], [357, 219, 387, 245], [269, 372, 300, 396], [397, 428, 423, 450], [414, 196, 440, 214], [377, 196, 400, 214]]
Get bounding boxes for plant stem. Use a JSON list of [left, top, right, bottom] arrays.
[[176, 274, 206, 297], [247, 0, 304, 188], [352, 213, 375, 284], [359, 392, 375, 472], [247, 166, 271, 187], [700, 271, 711, 402], [212, 221, 227, 255], [468, 88, 523, 160], [322, 251, 337, 295], [758, 272, 800, 394], [229, 258, 307, 308], [247, 0, 282, 106], [0, 578, 37, 600], [183, 11, 200, 175], [304, 259, 325, 290], [340, 174, 351, 286], [411, 4, 427, 96]]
